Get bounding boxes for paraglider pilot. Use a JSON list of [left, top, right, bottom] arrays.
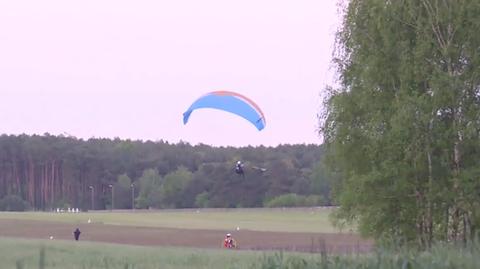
[[73, 228, 81, 241], [235, 161, 244, 175], [223, 233, 237, 248]]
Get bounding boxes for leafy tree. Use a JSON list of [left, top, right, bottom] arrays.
[[113, 174, 132, 209], [194, 191, 209, 208], [321, 0, 480, 247], [160, 166, 193, 208], [309, 161, 333, 205], [135, 169, 162, 209]]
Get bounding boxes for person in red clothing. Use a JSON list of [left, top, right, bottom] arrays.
[[223, 233, 237, 249]]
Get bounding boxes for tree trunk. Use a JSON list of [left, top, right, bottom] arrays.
[[426, 148, 433, 248]]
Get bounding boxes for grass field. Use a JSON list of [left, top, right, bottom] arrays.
[[0, 208, 475, 269], [0, 237, 261, 269], [0, 207, 341, 233], [0, 207, 370, 254], [1, 237, 478, 269]]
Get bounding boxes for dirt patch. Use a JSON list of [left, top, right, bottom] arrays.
[[0, 219, 373, 254]]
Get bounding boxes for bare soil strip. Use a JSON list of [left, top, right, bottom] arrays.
[[0, 219, 372, 253]]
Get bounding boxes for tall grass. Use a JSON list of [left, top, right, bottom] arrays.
[[2, 237, 478, 269], [0, 237, 259, 269], [251, 243, 480, 269]]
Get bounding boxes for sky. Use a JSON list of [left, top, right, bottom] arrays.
[[0, 0, 342, 147]]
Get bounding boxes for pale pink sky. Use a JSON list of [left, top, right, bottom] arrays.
[[0, 0, 341, 147]]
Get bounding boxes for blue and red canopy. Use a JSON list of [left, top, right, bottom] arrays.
[[183, 91, 266, 131]]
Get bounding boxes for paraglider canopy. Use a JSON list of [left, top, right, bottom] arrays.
[[183, 91, 266, 131]]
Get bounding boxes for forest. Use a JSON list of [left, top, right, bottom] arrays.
[[0, 134, 330, 211]]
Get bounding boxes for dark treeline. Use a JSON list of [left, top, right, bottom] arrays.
[[0, 134, 330, 210]]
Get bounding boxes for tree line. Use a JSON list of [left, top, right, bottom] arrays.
[[321, 0, 480, 248], [0, 134, 330, 211]]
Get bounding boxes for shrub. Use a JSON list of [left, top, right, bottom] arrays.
[[264, 194, 325, 208], [0, 195, 30, 211], [194, 192, 209, 208]]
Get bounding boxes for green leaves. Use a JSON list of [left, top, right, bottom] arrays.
[[322, 0, 480, 247], [160, 166, 193, 208]]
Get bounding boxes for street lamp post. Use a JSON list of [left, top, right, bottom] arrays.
[[130, 183, 135, 210], [89, 186, 94, 211], [108, 184, 114, 211]]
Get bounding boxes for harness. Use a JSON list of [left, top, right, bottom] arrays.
[[224, 238, 236, 248]]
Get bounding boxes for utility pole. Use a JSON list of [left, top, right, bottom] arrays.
[[131, 183, 135, 210], [89, 186, 94, 211], [108, 184, 114, 211]]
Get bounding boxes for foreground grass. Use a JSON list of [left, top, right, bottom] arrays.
[[2, 237, 479, 269], [252, 244, 480, 269], [0, 237, 260, 269], [0, 208, 339, 233]]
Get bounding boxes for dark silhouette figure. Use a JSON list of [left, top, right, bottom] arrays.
[[235, 161, 244, 176], [73, 228, 81, 241]]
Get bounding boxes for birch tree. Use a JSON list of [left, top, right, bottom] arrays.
[[322, 0, 480, 247]]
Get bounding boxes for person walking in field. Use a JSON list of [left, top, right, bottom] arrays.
[[223, 233, 237, 249], [73, 228, 81, 241]]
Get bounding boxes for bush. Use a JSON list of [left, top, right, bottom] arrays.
[[194, 192, 209, 208], [264, 194, 325, 208], [304, 195, 325, 207], [0, 195, 30, 211]]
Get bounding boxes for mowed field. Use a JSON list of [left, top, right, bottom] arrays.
[[0, 208, 372, 254]]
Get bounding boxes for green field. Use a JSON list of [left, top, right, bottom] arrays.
[[0, 237, 261, 269], [2, 237, 479, 269], [0, 208, 478, 269], [0, 208, 340, 233]]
